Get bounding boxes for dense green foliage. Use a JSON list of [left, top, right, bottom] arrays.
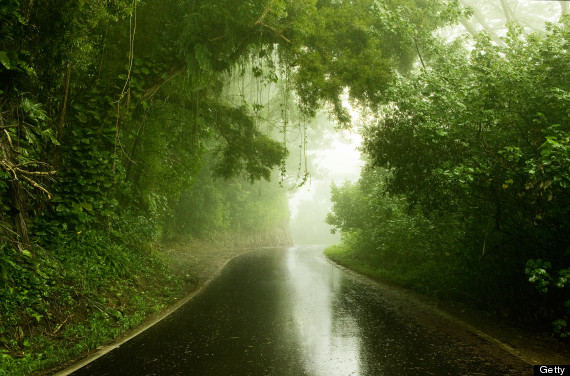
[[327, 17, 570, 336], [0, 0, 462, 373], [2, 0, 566, 373]]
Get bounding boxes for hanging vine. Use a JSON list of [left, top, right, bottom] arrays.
[[113, 0, 137, 172]]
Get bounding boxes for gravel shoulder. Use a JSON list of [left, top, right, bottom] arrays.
[[158, 241, 256, 287]]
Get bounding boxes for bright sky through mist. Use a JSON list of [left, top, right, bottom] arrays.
[[288, 130, 364, 221], [288, 97, 365, 245]]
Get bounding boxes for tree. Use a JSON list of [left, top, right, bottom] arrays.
[[455, 0, 566, 43], [0, 1, 470, 370], [358, 18, 570, 331]]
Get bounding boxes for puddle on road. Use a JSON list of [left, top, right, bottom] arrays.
[[284, 247, 361, 376]]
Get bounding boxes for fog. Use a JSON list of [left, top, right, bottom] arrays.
[[286, 0, 567, 247], [288, 128, 363, 246]]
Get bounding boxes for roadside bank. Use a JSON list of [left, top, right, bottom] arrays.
[[324, 246, 570, 366], [33, 242, 257, 376]]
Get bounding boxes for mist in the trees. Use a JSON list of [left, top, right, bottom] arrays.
[[286, 112, 363, 246], [326, 1, 570, 338], [443, 0, 566, 42], [2, 1, 570, 373]]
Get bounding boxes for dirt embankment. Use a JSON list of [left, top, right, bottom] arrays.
[[158, 241, 259, 287]]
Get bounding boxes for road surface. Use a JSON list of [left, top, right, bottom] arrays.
[[68, 246, 530, 375]]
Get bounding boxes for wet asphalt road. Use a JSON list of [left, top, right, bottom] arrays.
[[70, 246, 531, 376]]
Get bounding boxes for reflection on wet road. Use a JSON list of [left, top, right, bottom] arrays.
[[70, 246, 529, 375]]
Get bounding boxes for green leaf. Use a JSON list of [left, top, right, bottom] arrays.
[[0, 51, 11, 69], [76, 112, 88, 123]]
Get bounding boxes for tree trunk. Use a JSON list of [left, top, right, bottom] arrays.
[[0, 131, 31, 251], [57, 60, 72, 143], [8, 180, 30, 251]]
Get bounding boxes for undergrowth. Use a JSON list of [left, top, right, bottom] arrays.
[[324, 239, 489, 307], [0, 232, 184, 376]]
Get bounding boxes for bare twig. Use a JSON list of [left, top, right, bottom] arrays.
[[20, 175, 52, 199], [53, 315, 73, 335], [16, 161, 53, 167], [0, 222, 19, 236], [114, 0, 137, 172], [1, 159, 18, 180], [14, 167, 56, 176], [209, 35, 226, 42], [3, 129, 14, 150]]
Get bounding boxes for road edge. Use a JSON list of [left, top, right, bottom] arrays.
[[51, 248, 259, 376], [323, 254, 569, 366]]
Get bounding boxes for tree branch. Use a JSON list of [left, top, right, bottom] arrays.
[[14, 167, 56, 176], [141, 66, 186, 102], [20, 175, 52, 199], [414, 37, 426, 70], [258, 21, 291, 44], [24, 0, 34, 22], [254, 0, 276, 26]]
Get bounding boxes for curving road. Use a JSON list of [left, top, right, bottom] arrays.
[[68, 246, 530, 376]]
